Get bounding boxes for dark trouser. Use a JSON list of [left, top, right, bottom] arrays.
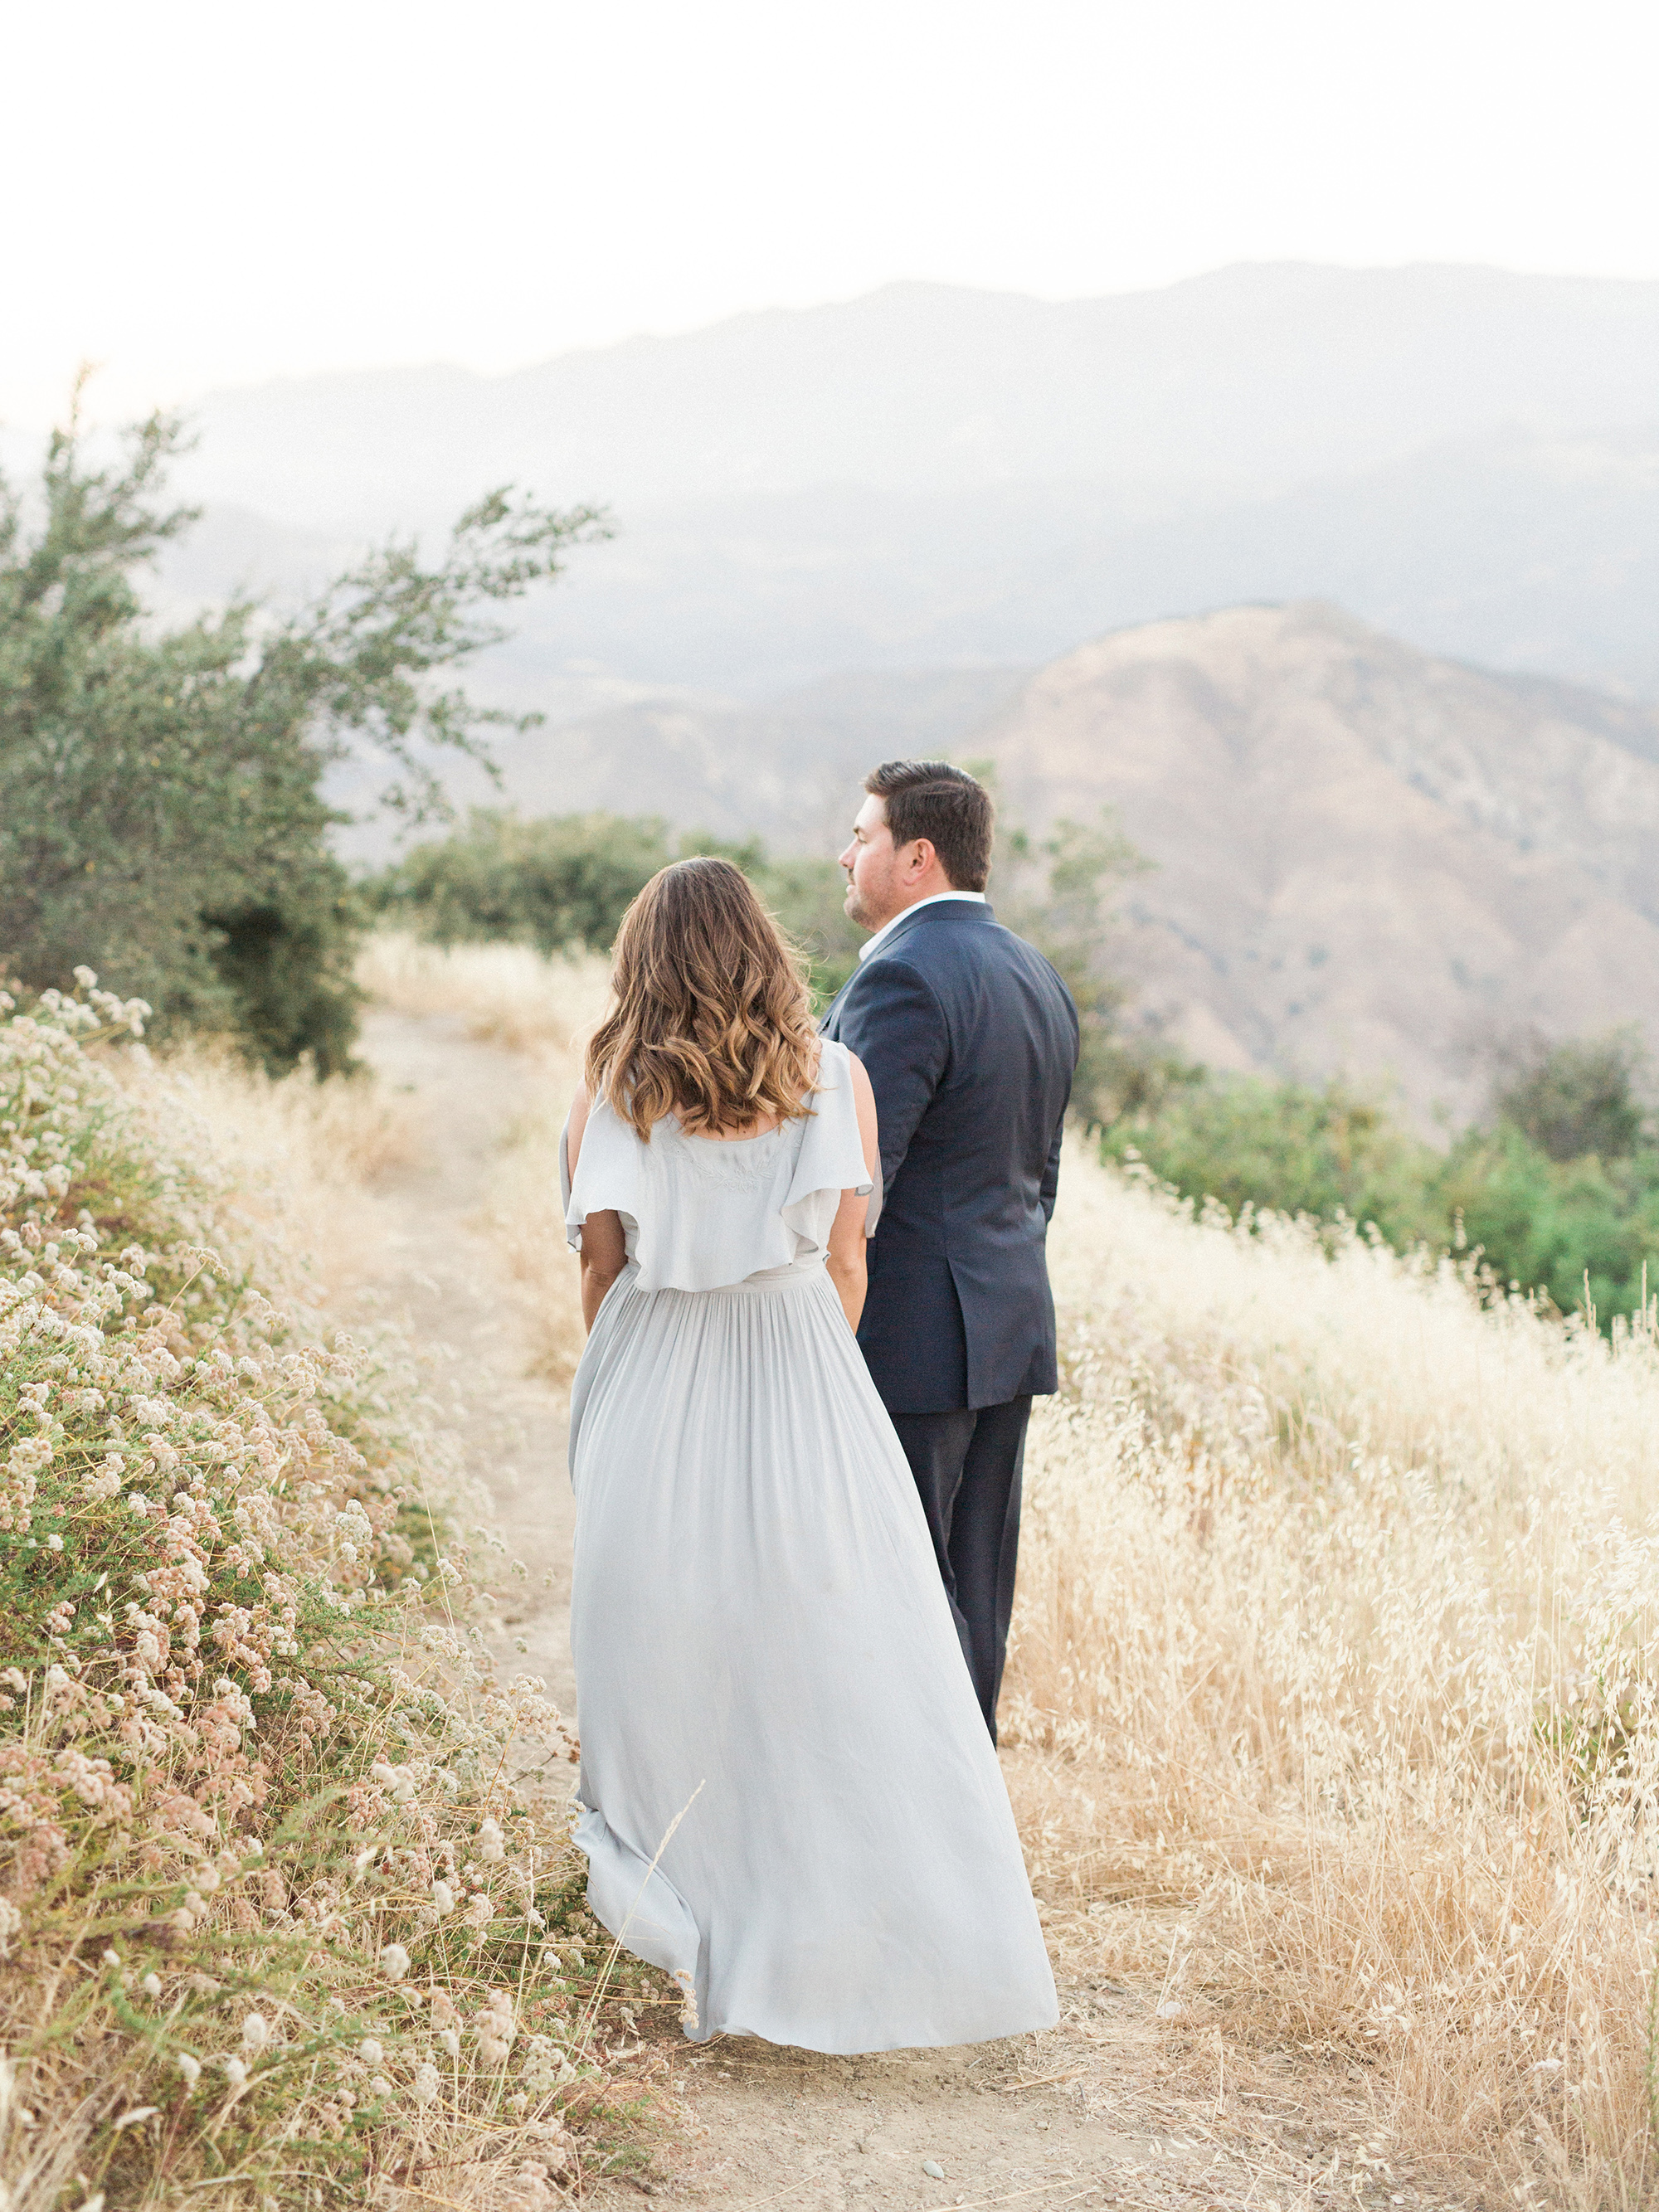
[[888, 1397, 1032, 1743]]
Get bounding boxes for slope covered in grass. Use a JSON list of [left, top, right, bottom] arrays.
[[0, 978, 652, 2210], [348, 930, 1659, 2203], [1011, 1155, 1659, 2203]]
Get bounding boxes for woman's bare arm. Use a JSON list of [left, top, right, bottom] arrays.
[[568, 1080, 626, 1330], [825, 1053, 879, 1332]]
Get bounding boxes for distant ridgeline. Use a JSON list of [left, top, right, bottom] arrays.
[[177, 265, 1659, 698]]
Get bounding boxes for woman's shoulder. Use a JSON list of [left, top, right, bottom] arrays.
[[814, 1033, 853, 1086], [797, 1037, 868, 1148], [812, 1034, 871, 1109], [569, 1087, 644, 1168]]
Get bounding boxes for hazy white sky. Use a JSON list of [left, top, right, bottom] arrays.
[[5, 0, 1657, 425]]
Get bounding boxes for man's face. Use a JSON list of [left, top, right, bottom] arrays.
[[839, 793, 903, 930]]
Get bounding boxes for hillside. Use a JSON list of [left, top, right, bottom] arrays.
[[326, 664, 1031, 865], [161, 265, 1659, 700], [377, 602, 1659, 1120], [976, 602, 1659, 1116]]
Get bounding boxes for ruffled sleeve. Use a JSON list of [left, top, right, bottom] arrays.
[[781, 1038, 882, 1252], [564, 1099, 643, 1257]]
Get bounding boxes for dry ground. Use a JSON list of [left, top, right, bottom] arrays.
[[348, 1006, 1477, 2212]]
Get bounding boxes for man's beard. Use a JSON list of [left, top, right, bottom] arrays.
[[844, 879, 878, 930]]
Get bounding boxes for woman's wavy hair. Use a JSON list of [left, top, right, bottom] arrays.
[[585, 857, 820, 1139]]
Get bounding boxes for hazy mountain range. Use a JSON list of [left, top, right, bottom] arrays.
[[163, 263, 1659, 700], [142, 263, 1659, 1111], [182, 262, 1659, 518]]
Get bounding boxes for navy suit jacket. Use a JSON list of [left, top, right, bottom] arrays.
[[820, 899, 1079, 1416]]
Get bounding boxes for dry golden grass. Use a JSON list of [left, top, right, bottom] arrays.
[[129, 1040, 426, 1310], [484, 1110, 591, 1388], [356, 931, 606, 1383], [356, 932, 612, 1057], [1009, 1148, 1659, 2207], [353, 934, 1659, 2201]]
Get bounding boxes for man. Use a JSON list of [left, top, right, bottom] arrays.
[[820, 760, 1079, 1738]]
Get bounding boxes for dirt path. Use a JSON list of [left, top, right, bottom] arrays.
[[354, 1012, 1447, 2212], [357, 1008, 578, 1714]]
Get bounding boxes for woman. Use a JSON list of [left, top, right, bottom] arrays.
[[562, 858, 1057, 2053]]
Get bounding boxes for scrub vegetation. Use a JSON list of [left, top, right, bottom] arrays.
[[0, 976, 664, 2210], [1107, 1030, 1659, 1330]]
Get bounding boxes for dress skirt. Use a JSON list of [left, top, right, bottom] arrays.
[[567, 1258, 1058, 2053]]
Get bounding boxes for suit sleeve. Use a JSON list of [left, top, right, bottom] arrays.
[[1039, 976, 1079, 1223], [1040, 1113, 1067, 1223], [833, 959, 950, 1193]]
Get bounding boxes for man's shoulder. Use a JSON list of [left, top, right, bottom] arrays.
[[837, 944, 946, 1014], [873, 907, 1073, 1003], [822, 943, 937, 1040], [864, 902, 991, 969]]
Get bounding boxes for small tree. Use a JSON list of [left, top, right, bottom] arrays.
[[370, 809, 674, 955], [990, 802, 1160, 1125], [0, 386, 607, 1071], [1491, 1031, 1651, 1163]]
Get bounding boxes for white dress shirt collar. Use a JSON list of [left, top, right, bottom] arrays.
[[857, 890, 988, 964]]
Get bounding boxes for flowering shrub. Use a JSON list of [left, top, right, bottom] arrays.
[[0, 980, 650, 2207]]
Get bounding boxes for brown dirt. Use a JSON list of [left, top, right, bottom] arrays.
[[355, 1011, 1471, 2212], [355, 1007, 577, 1713]]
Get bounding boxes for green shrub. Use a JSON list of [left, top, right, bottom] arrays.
[[1103, 1070, 1444, 1252], [1106, 1038, 1659, 1331], [368, 810, 672, 957], [1492, 1030, 1650, 1164], [1441, 1121, 1659, 1323]]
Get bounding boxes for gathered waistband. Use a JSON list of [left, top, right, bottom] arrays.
[[617, 1257, 830, 1300]]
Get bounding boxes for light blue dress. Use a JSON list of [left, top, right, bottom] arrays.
[[562, 1038, 1057, 2053]]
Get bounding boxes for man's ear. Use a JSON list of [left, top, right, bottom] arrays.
[[904, 838, 937, 882]]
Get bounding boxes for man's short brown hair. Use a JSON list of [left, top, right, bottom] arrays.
[[864, 760, 994, 892]]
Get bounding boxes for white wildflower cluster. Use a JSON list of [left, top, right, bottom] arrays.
[[0, 982, 596, 2194], [475, 1987, 518, 2067]]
